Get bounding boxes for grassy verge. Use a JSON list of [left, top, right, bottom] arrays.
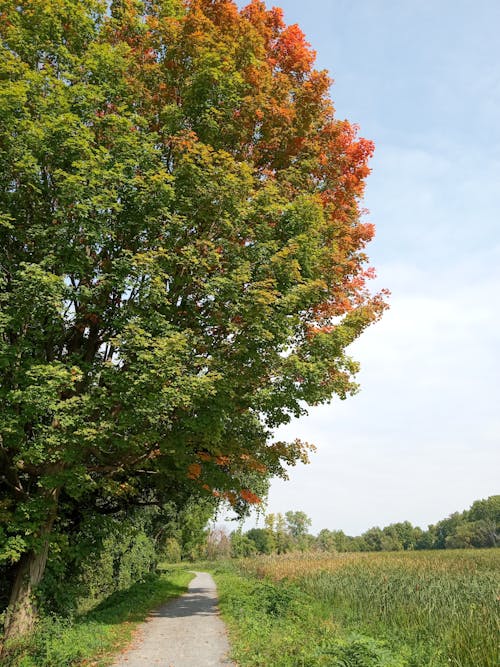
[[213, 563, 409, 667], [2, 568, 193, 667], [211, 551, 499, 667]]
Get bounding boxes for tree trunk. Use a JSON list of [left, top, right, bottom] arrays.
[[1, 495, 58, 648]]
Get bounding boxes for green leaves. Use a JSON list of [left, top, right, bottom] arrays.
[[0, 0, 385, 580]]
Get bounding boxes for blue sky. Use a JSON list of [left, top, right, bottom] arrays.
[[233, 0, 500, 535]]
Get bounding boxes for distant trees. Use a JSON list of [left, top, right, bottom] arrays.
[[230, 529, 257, 558], [220, 496, 499, 559], [425, 496, 499, 550], [285, 511, 312, 540], [245, 528, 275, 555], [317, 529, 350, 552]]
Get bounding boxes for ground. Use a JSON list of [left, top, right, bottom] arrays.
[[112, 572, 234, 667]]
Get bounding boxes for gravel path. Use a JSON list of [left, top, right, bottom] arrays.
[[112, 571, 235, 667]]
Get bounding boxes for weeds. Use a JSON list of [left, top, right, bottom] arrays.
[[1, 569, 193, 667], [213, 549, 500, 666]]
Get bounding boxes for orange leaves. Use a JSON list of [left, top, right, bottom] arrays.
[[242, 1, 285, 47], [240, 489, 262, 504], [187, 463, 202, 479], [201, 485, 261, 506], [222, 489, 261, 505], [224, 491, 237, 505], [275, 24, 316, 74], [196, 0, 240, 27], [306, 325, 336, 339], [239, 453, 267, 474], [215, 455, 230, 467]]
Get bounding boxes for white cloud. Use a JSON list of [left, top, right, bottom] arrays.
[[245, 260, 500, 535]]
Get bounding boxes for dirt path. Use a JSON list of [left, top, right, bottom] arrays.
[[112, 571, 235, 667]]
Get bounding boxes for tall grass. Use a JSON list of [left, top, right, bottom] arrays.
[[223, 550, 499, 666]]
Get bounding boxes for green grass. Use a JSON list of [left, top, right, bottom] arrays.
[[213, 564, 408, 667], [211, 550, 500, 667], [1, 568, 194, 667]]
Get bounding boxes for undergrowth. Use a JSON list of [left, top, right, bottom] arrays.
[[213, 566, 412, 667], [1, 568, 193, 667]]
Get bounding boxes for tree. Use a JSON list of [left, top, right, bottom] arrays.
[[285, 511, 312, 539], [274, 512, 292, 553], [432, 513, 465, 550], [205, 526, 231, 560], [381, 521, 417, 551], [361, 527, 384, 551], [467, 496, 499, 547], [316, 528, 337, 552], [230, 528, 257, 558], [245, 527, 274, 554], [155, 497, 216, 560], [0, 0, 385, 640]]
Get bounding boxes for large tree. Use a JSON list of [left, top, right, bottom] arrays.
[[0, 0, 386, 640]]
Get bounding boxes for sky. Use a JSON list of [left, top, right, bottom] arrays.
[[235, 0, 500, 535]]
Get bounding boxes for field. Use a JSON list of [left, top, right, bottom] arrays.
[[213, 549, 500, 667]]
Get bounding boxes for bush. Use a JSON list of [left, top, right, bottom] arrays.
[[38, 509, 160, 616]]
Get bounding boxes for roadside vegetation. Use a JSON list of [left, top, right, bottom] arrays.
[[1, 567, 192, 667], [2, 494, 496, 665], [212, 549, 500, 667], [0, 500, 209, 664]]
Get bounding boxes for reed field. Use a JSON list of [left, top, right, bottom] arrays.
[[214, 549, 500, 666]]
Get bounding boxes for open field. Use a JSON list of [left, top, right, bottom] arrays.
[[213, 549, 500, 667]]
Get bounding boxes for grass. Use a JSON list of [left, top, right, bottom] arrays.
[[211, 550, 500, 667], [1, 568, 194, 667]]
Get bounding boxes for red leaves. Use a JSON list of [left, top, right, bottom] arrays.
[[108, 0, 385, 506]]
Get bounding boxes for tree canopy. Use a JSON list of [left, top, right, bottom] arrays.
[[0, 0, 385, 639]]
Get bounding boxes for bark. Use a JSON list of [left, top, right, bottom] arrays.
[[1, 493, 58, 648]]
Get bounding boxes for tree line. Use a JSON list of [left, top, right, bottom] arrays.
[[203, 495, 500, 558]]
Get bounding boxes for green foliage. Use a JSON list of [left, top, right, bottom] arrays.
[[155, 498, 216, 561], [251, 582, 295, 618], [1, 569, 193, 667], [246, 527, 276, 555], [213, 563, 412, 667], [230, 530, 258, 559], [1, 0, 385, 607], [263, 514, 289, 553], [421, 495, 499, 550], [1, 0, 386, 637], [317, 634, 408, 667], [162, 537, 182, 563], [35, 507, 161, 616], [285, 511, 312, 539]]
